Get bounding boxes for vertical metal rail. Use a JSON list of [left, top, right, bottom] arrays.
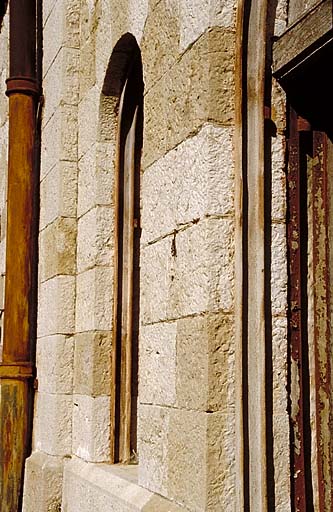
[[287, 110, 314, 511], [312, 131, 331, 512], [0, 0, 40, 510]]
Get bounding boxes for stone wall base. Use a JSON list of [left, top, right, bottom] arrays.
[[62, 458, 184, 512], [22, 451, 64, 512]]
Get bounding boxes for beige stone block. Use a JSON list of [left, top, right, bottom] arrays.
[[78, 84, 100, 159], [62, 458, 184, 512], [72, 394, 111, 462], [273, 415, 291, 512], [73, 331, 112, 396], [206, 412, 235, 510], [272, 135, 286, 222], [139, 322, 177, 406], [142, 124, 234, 243], [138, 404, 170, 496], [77, 206, 114, 273], [272, 316, 288, 410], [36, 334, 74, 394], [43, 0, 80, 75], [271, 222, 288, 315], [179, 0, 236, 51], [39, 217, 77, 282], [41, 104, 78, 178], [141, 1, 180, 91], [22, 452, 63, 512], [176, 312, 235, 412], [167, 409, 207, 510], [77, 142, 115, 217], [43, 46, 80, 124], [107, 0, 148, 49], [272, 79, 287, 134], [141, 218, 234, 323], [38, 275, 76, 337], [142, 27, 235, 169], [33, 392, 72, 456], [79, 34, 96, 98], [40, 161, 78, 230], [75, 267, 113, 332]]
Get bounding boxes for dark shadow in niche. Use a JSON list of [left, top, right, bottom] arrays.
[[103, 32, 143, 463]]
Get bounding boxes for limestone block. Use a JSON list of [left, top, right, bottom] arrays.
[[41, 105, 78, 179], [79, 34, 96, 98], [36, 334, 74, 394], [139, 322, 177, 406], [75, 267, 113, 332], [272, 316, 288, 411], [72, 394, 111, 462], [273, 414, 291, 512], [140, 237, 172, 323], [271, 222, 288, 316], [142, 124, 234, 243], [78, 84, 100, 160], [141, 217, 234, 323], [179, 0, 236, 51], [43, 0, 57, 27], [142, 27, 235, 169], [22, 451, 63, 512], [77, 206, 114, 273], [77, 142, 115, 217], [167, 409, 207, 510], [43, 46, 79, 125], [39, 217, 77, 282], [138, 404, 170, 496], [62, 458, 184, 512], [40, 161, 78, 230], [73, 330, 112, 396], [43, 0, 80, 75], [37, 275, 76, 337], [108, 0, 148, 49], [141, 0, 180, 92], [272, 79, 287, 134], [176, 312, 235, 412], [33, 392, 72, 456], [206, 412, 235, 510], [272, 135, 286, 222]]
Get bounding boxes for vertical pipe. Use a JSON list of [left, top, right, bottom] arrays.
[[0, 0, 39, 510]]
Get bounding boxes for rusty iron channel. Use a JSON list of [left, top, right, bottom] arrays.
[[0, 0, 40, 510], [287, 109, 313, 511]]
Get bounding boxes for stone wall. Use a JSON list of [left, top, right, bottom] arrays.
[[18, 0, 294, 511]]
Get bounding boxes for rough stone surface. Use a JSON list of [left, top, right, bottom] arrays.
[[33, 392, 72, 456], [37, 276, 76, 338], [141, 217, 234, 323], [22, 452, 64, 512], [75, 267, 113, 332], [36, 334, 74, 394], [73, 331, 113, 396], [72, 394, 111, 462], [39, 217, 77, 282], [142, 124, 234, 244], [271, 223, 288, 316]]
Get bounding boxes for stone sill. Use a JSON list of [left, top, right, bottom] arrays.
[[63, 457, 185, 512]]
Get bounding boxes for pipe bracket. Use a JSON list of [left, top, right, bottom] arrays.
[[0, 362, 34, 380], [5, 77, 39, 97]]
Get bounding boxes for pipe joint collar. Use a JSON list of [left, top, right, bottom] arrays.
[[0, 361, 34, 380], [6, 77, 39, 97]]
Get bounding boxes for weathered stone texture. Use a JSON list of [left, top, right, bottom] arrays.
[[39, 217, 77, 282], [75, 267, 113, 332], [142, 27, 235, 168], [271, 222, 288, 316], [40, 161, 78, 230], [22, 452, 63, 512], [77, 206, 114, 272], [38, 276, 76, 337], [142, 124, 234, 244], [72, 394, 111, 462], [73, 331, 112, 396], [141, 217, 234, 323], [33, 392, 72, 456], [36, 335, 74, 394]]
